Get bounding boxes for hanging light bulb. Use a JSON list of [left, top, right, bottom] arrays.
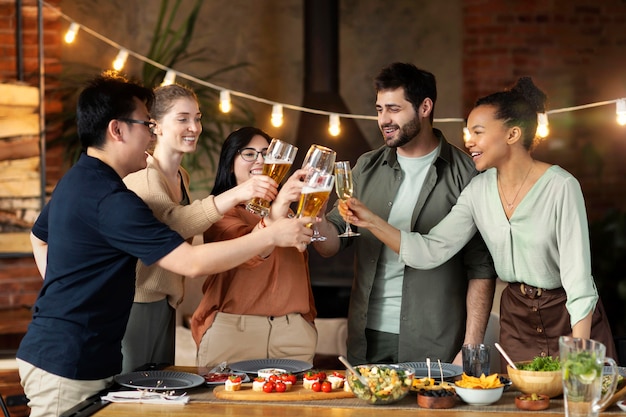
[[64, 22, 80, 44], [271, 104, 283, 127], [463, 127, 471, 142], [328, 114, 341, 136], [112, 49, 129, 71], [161, 70, 176, 86], [616, 99, 626, 126], [536, 112, 549, 138], [219, 90, 232, 113]]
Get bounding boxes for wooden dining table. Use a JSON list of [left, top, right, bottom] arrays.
[[92, 402, 557, 417], [88, 366, 625, 417]]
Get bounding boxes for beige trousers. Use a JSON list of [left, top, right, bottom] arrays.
[[17, 358, 113, 417], [197, 312, 317, 369]]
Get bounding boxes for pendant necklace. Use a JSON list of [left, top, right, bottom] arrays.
[[498, 161, 534, 210]]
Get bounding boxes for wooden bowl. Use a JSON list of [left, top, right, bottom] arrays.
[[515, 393, 550, 410], [507, 363, 562, 398], [417, 389, 457, 409]]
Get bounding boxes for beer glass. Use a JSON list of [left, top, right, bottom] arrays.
[[246, 138, 298, 217], [462, 343, 490, 377], [296, 171, 335, 227], [302, 144, 336, 173], [299, 145, 336, 241], [334, 161, 360, 237], [560, 336, 619, 417]]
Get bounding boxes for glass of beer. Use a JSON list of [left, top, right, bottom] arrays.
[[296, 171, 335, 228], [334, 161, 360, 237], [246, 138, 298, 217], [299, 145, 336, 241]]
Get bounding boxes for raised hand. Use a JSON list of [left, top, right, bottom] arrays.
[[234, 175, 279, 203], [269, 169, 306, 220], [340, 198, 379, 229], [268, 216, 315, 252]]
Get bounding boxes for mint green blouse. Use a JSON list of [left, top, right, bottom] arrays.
[[399, 165, 597, 326]]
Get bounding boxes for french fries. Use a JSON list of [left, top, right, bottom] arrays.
[[454, 372, 503, 389]]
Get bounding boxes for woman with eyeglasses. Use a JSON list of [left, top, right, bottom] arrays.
[[190, 127, 318, 368], [121, 86, 280, 372]]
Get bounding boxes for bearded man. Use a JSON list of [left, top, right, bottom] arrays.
[[313, 62, 497, 365]]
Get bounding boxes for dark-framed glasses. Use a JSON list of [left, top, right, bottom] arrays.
[[238, 148, 267, 162], [117, 118, 156, 133]]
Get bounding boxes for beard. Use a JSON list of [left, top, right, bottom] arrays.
[[381, 116, 421, 148]]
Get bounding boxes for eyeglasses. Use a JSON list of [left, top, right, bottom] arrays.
[[238, 148, 267, 162], [118, 118, 156, 133]]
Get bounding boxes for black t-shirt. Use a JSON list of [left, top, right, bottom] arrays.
[[17, 153, 184, 380]]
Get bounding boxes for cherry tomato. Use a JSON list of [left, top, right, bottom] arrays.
[[311, 381, 321, 392], [275, 381, 287, 393], [317, 371, 327, 382], [268, 374, 280, 383], [321, 381, 332, 393], [263, 381, 275, 393], [281, 373, 297, 384]]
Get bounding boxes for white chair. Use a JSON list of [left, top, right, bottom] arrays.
[[175, 325, 197, 366]]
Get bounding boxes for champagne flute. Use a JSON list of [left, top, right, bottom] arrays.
[[300, 145, 336, 242], [334, 161, 360, 237], [246, 138, 298, 217]]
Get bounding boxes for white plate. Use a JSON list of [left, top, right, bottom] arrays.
[[114, 370, 205, 391], [617, 400, 626, 412], [202, 372, 250, 385], [228, 359, 313, 374], [396, 361, 463, 380]]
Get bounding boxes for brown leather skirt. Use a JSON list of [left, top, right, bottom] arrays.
[[498, 283, 616, 370]]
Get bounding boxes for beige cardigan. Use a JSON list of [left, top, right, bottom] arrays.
[[123, 156, 223, 307]]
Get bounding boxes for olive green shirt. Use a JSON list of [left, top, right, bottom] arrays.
[[326, 130, 497, 364]]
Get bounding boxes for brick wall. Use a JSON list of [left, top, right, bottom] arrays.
[[463, 0, 626, 221], [1, 0, 62, 311]]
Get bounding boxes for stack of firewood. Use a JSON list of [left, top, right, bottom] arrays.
[[0, 82, 41, 253]]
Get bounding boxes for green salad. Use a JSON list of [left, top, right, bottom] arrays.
[[517, 356, 561, 371], [348, 365, 413, 404]]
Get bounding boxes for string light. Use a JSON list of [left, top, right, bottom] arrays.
[[112, 49, 128, 72], [219, 90, 232, 113], [161, 70, 176, 86], [463, 127, 471, 142], [45, 2, 626, 137], [271, 104, 283, 127], [537, 112, 549, 138], [64, 22, 79, 44], [616, 99, 626, 126], [328, 114, 341, 136]]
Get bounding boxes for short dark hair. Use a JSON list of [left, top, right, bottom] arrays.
[[475, 76, 547, 150], [374, 62, 437, 123], [76, 71, 154, 150], [211, 127, 272, 195]]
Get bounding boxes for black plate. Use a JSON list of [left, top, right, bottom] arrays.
[[114, 370, 205, 390]]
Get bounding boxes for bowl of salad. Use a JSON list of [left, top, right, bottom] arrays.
[[507, 356, 562, 398], [346, 364, 414, 405]]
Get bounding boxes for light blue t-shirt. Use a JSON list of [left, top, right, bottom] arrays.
[[367, 146, 438, 333]]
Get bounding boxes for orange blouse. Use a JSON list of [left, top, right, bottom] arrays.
[[190, 205, 317, 347]]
